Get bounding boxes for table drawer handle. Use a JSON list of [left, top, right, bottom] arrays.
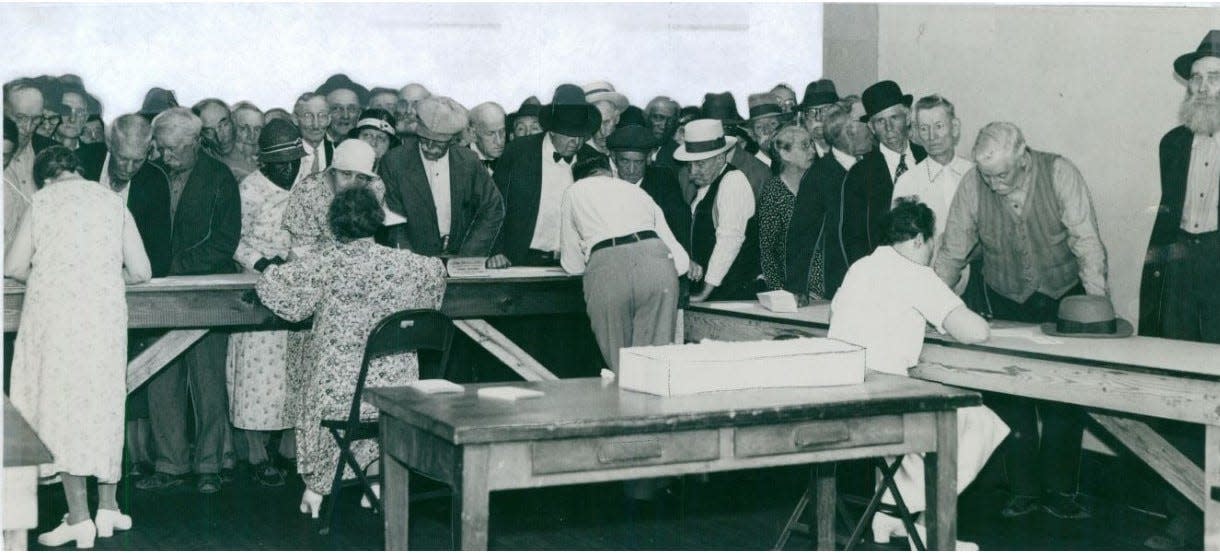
[[597, 440, 663, 463], [794, 425, 852, 449]]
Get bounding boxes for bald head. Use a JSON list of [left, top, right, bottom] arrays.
[[469, 102, 506, 159], [107, 114, 154, 185], [399, 84, 431, 102]]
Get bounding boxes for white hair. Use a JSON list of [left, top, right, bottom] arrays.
[[972, 121, 1026, 163], [469, 102, 505, 130], [151, 107, 202, 140], [107, 113, 152, 149]]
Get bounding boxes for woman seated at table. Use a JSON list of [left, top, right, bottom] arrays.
[[256, 186, 446, 517], [6, 146, 151, 548], [828, 198, 1008, 550]]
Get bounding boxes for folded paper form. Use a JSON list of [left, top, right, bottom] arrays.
[[757, 290, 799, 313], [618, 338, 866, 396]]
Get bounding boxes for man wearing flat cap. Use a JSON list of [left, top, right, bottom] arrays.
[[379, 96, 505, 258], [1136, 29, 1220, 549], [608, 123, 690, 250], [315, 74, 369, 144], [840, 80, 928, 265]]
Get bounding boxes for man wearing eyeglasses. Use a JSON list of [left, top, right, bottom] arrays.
[[379, 96, 504, 258], [798, 79, 841, 160], [3, 80, 54, 250], [315, 74, 368, 144], [292, 93, 335, 182]]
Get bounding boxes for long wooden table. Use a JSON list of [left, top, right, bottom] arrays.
[[684, 300, 1220, 549], [367, 374, 979, 550]]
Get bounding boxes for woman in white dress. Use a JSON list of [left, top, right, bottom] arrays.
[[5, 146, 152, 549]]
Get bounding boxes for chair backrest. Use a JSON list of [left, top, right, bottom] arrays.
[[348, 309, 455, 425]]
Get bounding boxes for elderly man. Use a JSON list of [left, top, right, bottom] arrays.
[[508, 97, 543, 140], [743, 92, 792, 165], [799, 79, 841, 159], [586, 100, 620, 157], [97, 114, 173, 277], [192, 99, 258, 181], [379, 96, 505, 257], [396, 83, 431, 137], [840, 80, 928, 265], [676, 119, 760, 302], [51, 84, 94, 152], [315, 74, 367, 143], [771, 83, 798, 113], [608, 123, 690, 250], [644, 96, 680, 144], [138, 107, 241, 495], [934, 121, 1107, 521], [292, 92, 335, 181], [681, 92, 771, 200], [3, 80, 54, 249], [366, 87, 399, 113], [468, 102, 507, 174], [1135, 30, 1220, 550], [231, 102, 264, 177], [786, 104, 874, 301]]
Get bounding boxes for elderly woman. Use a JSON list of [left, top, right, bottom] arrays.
[[281, 139, 390, 259], [758, 125, 816, 291], [5, 146, 151, 548], [347, 108, 399, 170], [257, 186, 446, 517]]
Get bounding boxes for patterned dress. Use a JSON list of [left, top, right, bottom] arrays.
[[758, 175, 798, 291], [10, 178, 134, 482], [225, 171, 294, 431], [255, 239, 446, 494]]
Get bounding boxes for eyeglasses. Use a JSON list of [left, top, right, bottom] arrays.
[[329, 105, 362, 117], [296, 112, 331, 125], [11, 113, 44, 127]]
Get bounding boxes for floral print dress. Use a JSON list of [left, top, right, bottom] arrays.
[[255, 238, 446, 494], [758, 175, 798, 291]]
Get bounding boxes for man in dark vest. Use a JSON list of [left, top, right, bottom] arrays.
[[1136, 29, 1220, 550], [675, 119, 760, 302], [935, 121, 1108, 521], [607, 123, 690, 250], [840, 80, 927, 265]]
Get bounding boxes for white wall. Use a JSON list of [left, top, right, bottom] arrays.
[[876, 5, 1220, 323], [2, 2, 821, 118]]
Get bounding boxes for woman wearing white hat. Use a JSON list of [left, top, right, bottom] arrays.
[[674, 119, 762, 302]]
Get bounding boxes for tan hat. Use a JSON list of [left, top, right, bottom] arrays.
[[673, 119, 738, 162], [1039, 295, 1134, 339], [415, 96, 469, 141], [332, 139, 377, 178], [582, 80, 629, 112]]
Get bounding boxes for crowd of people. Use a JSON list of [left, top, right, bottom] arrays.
[[4, 27, 1219, 550]]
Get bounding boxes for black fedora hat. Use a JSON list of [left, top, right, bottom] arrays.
[[1175, 30, 1220, 80], [607, 124, 658, 152], [539, 84, 601, 138], [315, 73, 369, 106], [799, 79, 840, 111], [859, 80, 913, 123], [701, 92, 745, 125], [617, 105, 646, 128]]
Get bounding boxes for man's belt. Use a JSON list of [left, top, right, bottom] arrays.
[[591, 231, 659, 254]]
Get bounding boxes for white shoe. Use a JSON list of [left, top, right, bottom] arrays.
[[872, 512, 978, 551], [300, 489, 323, 519], [37, 516, 96, 549], [95, 509, 133, 538], [360, 483, 381, 509]]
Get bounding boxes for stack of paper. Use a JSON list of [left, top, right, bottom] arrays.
[[446, 257, 490, 278], [406, 379, 466, 394], [619, 337, 865, 396], [757, 290, 799, 313], [476, 386, 545, 401]]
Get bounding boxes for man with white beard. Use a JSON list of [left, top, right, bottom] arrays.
[[1136, 29, 1220, 550]]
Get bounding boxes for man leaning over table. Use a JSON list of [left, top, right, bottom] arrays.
[[933, 121, 1108, 520]]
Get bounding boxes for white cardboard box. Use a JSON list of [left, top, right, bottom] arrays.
[[618, 338, 866, 396]]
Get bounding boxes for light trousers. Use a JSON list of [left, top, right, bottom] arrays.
[[582, 239, 680, 373]]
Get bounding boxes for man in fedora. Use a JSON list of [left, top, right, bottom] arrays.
[[675, 119, 760, 302], [799, 79, 841, 159], [315, 74, 369, 144], [607, 123, 690, 250], [507, 97, 544, 141], [840, 80, 927, 265], [379, 96, 504, 258], [1136, 29, 1220, 549], [743, 92, 794, 165], [934, 121, 1108, 521]]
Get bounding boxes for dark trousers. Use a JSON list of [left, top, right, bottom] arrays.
[[147, 332, 230, 475], [976, 281, 1086, 497]]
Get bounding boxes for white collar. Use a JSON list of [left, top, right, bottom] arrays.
[[880, 142, 911, 161], [832, 147, 858, 171]]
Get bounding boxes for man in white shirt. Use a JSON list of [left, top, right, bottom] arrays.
[[829, 198, 1004, 550], [675, 119, 760, 302], [291, 93, 334, 182]]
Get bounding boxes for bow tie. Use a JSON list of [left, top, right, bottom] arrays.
[[553, 152, 575, 164]]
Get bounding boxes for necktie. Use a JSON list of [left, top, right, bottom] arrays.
[[311, 147, 321, 174], [553, 152, 574, 164], [894, 154, 908, 181], [482, 159, 496, 171]]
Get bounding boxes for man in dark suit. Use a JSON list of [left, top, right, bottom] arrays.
[[380, 96, 505, 257], [607, 123, 690, 249], [292, 92, 335, 182], [840, 80, 927, 266], [139, 107, 240, 495], [1136, 30, 1220, 550], [798, 79, 841, 161]]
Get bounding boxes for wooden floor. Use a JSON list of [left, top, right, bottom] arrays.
[[24, 450, 1187, 551]]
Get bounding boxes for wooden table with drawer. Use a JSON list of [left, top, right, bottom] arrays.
[[366, 373, 980, 550]]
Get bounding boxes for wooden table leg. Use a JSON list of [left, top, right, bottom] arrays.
[[452, 445, 491, 550], [382, 424, 411, 550], [926, 410, 958, 551], [814, 462, 837, 550], [1205, 424, 1220, 550]]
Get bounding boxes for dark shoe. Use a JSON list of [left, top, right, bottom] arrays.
[[252, 462, 286, 487], [197, 473, 222, 494], [1041, 492, 1091, 520], [220, 467, 236, 483], [135, 471, 184, 491], [1000, 495, 1040, 518]]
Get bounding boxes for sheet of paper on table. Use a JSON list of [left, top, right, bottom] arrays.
[[447, 257, 491, 277], [757, 290, 799, 313], [406, 379, 466, 394], [447, 259, 569, 279], [989, 326, 1065, 345], [477, 386, 545, 401]]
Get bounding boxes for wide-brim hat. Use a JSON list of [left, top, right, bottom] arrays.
[[582, 81, 629, 112], [259, 119, 306, 163], [673, 119, 738, 162], [331, 139, 378, 178], [745, 92, 796, 124], [1175, 30, 1220, 80], [859, 80, 913, 123], [1039, 295, 1134, 339], [700, 92, 744, 125], [315, 73, 369, 106], [799, 79, 840, 111], [617, 105, 646, 128], [607, 124, 658, 152], [346, 108, 401, 147], [139, 87, 178, 120], [540, 84, 602, 137]]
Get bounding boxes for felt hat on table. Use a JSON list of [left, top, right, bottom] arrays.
[[1039, 295, 1134, 339], [1175, 30, 1220, 80]]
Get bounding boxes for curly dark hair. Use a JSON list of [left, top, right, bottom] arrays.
[[571, 154, 611, 181], [882, 197, 936, 245], [328, 186, 384, 242], [32, 145, 81, 189]]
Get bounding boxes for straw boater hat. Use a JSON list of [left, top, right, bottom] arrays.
[[331, 139, 377, 178], [744, 92, 795, 125], [1175, 30, 1220, 80], [540, 84, 602, 137], [673, 119, 738, 162], [799, 79, 840, 111], [414, 97, 469, 142], [1039, 295, 1134, 339], [859, 80, 913, 123], [582, 81, 630, 112], [257, 119, 305, 163], [346, 108, 400, 147]]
